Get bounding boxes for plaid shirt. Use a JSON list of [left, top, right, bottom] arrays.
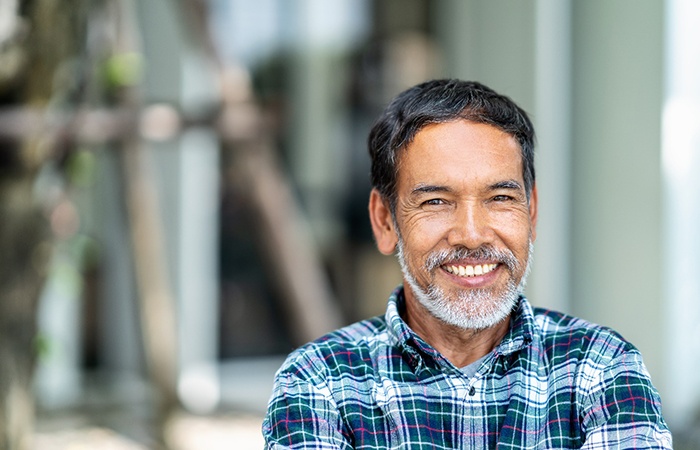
[[263, 287, 672, 449]]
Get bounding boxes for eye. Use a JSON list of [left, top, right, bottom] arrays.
[[492, 195, 515, 202], [423, 198, 446, 206]]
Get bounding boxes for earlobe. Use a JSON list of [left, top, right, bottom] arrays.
[[368, 189, 399, 255]]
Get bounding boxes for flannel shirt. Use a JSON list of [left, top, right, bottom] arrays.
[[263, 287, 672, 449]]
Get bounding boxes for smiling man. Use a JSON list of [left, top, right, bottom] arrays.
[[263, 79, 672, 449]]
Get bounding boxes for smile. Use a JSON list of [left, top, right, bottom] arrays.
[[442, 263, 498, 277]]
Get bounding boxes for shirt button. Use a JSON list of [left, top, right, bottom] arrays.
[[468, 386, 476, 396]]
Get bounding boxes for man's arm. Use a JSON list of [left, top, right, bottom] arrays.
[[263, 368, 350, 449], [579, 350, 673, 449]]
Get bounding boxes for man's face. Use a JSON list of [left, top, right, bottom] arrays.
[[391, 120, 537, 329]]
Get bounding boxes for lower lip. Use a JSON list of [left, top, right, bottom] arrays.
[[440, 264, 503, 288]]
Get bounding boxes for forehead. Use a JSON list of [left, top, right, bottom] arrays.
[[397, 120, 523, 188]]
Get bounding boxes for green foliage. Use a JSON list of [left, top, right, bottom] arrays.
[[102, 52, 143, 89], [65, 149, 96, 188], [34, 333, 52, 360]]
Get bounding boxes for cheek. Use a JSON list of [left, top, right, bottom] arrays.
[[491, 210, 533, 243], [402, 216, 452, 251], [499, 221, 532, 253]]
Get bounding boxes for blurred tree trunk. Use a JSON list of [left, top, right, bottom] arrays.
[[0, 178, 48, 449], [0, 1, 91, 447]]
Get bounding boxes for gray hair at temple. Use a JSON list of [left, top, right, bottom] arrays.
[[368, 79, 536, 211]]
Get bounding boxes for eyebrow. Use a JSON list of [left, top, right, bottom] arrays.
[[490, 180, 524, 191], [410, 184, 451, 196], [408, 180, 525, 198]]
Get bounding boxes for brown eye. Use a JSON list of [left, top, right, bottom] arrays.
[[492, 195, 514, 202]]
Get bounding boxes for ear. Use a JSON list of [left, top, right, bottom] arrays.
[[369, 189, 399, 255], [529, 183, 539, 242]]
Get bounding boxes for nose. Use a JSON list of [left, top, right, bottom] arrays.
[[446, 201, 495, 249]]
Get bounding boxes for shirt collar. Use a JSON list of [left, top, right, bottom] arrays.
[[385, 286, 536, 364], [494, 295, 536, 356]]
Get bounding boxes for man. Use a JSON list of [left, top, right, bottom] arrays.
[[263, 79, 672, 448]]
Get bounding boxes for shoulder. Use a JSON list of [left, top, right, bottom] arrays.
[[529, 310, 672, 443], [275, 315, 390, 383], [529, 307, 667, 424], [264, 320, 391, 448], [530, 307, 638, 370]]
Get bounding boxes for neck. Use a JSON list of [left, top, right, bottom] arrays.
[[402, 288, 511, 368]]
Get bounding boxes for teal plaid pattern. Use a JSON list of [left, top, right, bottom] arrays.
[[263, 287, 672, 449]]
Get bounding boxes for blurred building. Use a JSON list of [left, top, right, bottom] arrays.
[[30, 0, 700, 445]]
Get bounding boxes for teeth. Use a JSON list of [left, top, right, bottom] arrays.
[[444, 263, 497, 277]]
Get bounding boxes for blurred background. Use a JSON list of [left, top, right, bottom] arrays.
[[1, 0, 699, 448]]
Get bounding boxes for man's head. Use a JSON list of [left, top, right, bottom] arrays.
[[368, 79, 535, 212], [367, 79, 538, 330]]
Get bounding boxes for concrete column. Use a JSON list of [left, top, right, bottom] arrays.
[[662, 0, 700, 429], [173, 128, 221, 413], [570, 0, 664, 390], [530, 0, 572, 313], [97, 148, 143, 375]]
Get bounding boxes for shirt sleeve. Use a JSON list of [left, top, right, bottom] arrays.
[[579, 350, 673, 449], [262, 366, 351, 449]]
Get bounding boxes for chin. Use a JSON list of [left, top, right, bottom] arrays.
[[408, 276, 519, 330]]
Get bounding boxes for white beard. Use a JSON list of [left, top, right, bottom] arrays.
[[397, 240, 533, 330]]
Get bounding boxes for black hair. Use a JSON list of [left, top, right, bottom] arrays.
[[368, 79, 535, 210]]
